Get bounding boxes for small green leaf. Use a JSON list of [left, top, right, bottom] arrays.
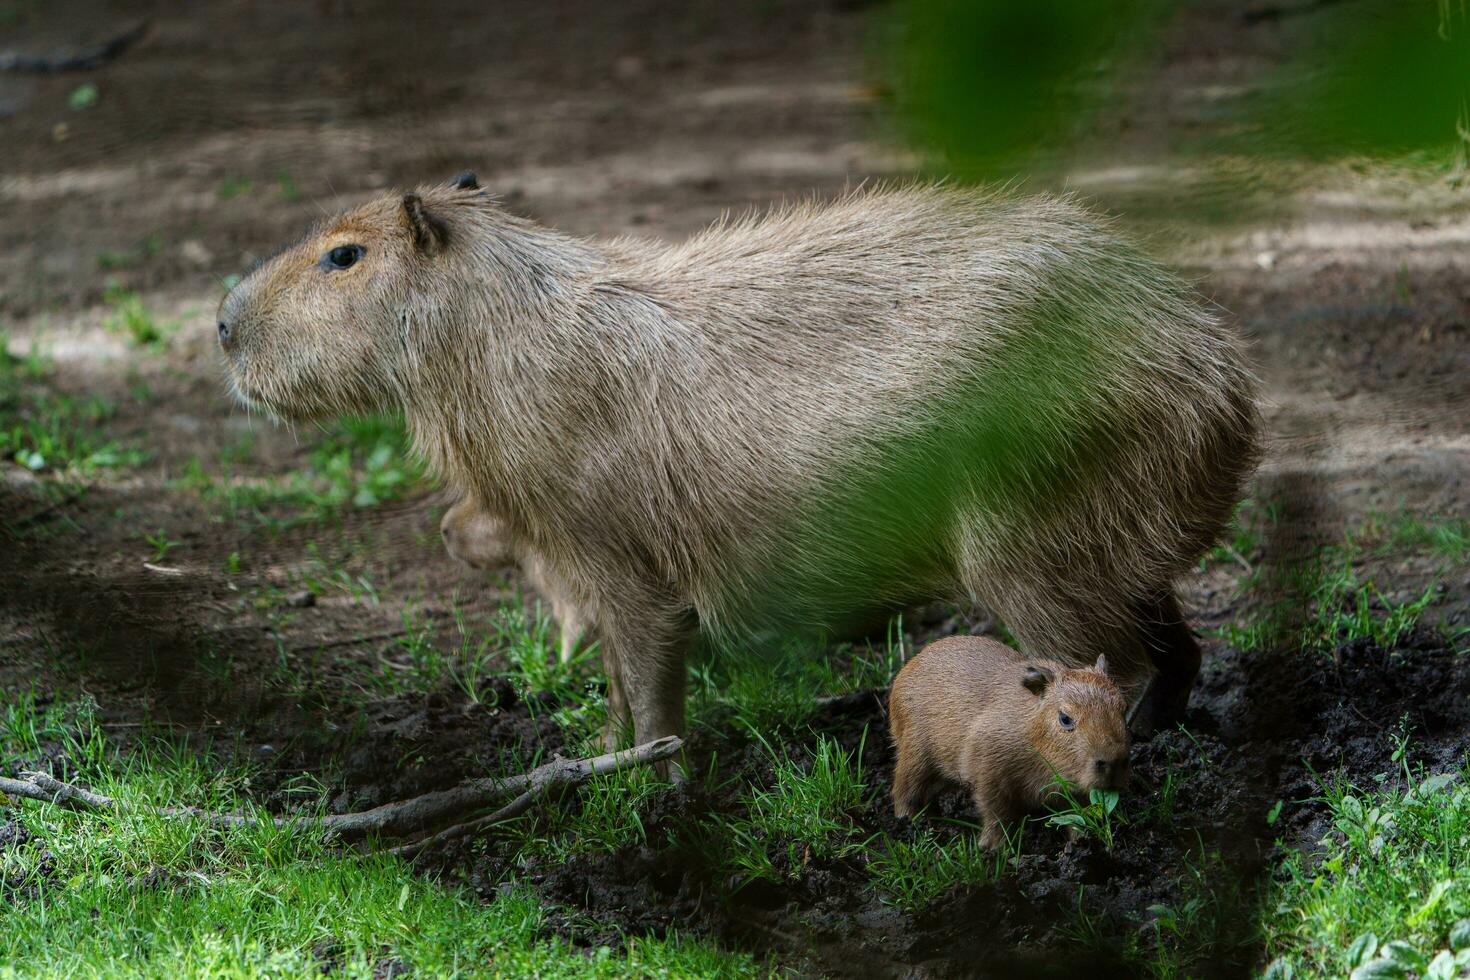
[[1350, 957, 1405, 980], [68, 83, 99, 110], [396, 882, 410, 911], [1416, 773, 1457, 795], [1408, 880, 1452, 927], [1450, 919, 1470, 952], [1426, 950, 1456, 980], [1382, 940, 1426, 970], [1047, 813, 1086, 828], [1266, 799, 1284, 826], [1347, 932, 1379, 966]]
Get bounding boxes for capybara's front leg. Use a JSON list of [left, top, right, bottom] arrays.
[[1130, 588, 1201, 737], [598, 594, 692, 777], [973, 782, 1022, 851]]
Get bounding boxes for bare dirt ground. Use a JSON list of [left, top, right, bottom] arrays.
[[2, 0, 1468, 976]]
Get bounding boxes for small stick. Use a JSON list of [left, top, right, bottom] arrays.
[[0, 737, 682, 843], [142, 562, 186, 576], [382, 737, 684, 857]]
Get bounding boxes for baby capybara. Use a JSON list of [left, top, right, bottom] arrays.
[[888, 635, 1130, 849], [217, 174, 1258, 754]]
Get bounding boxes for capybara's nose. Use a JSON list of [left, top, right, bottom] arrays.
[[217, 319, 233, 348]]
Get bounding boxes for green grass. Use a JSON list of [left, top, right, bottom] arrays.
[[718, 734, 869, 884], [1260, 752, 1470, 979], [0, 700, 764, 979], [103, 283, 172, 349], [508, 765, 672, 864], [0, 339, 145, 475], [217, 176, 253, 201], [1358, 512, 1470, 563], [1213, 545, 1439, 656], [690, 619, 907, 736], [1066, 843, 1252, 980], [97, 233, 162, 272], [177, 415, 425, 528], [868, 825, 1008, 910]]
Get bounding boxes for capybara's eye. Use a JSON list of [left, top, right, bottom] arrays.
[[324, 245, 364, 270], [1058, 711, 1075, 731]]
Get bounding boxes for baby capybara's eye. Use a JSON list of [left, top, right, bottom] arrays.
[[323, 245, 364, 270], [1058, 711, 1075, 730]]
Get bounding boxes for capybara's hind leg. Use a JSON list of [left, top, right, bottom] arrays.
[[891, 747, 938, 819], [973, 784, 1021, 851], [1129, 589, 1200, 737]]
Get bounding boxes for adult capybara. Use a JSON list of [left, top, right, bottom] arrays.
[[888, 635, 1130, 849], [440, 495, 590, 663], [217, 172, 1259, 752]]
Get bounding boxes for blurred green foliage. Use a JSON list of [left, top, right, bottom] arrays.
[[884, 0, 1470, 175], [1264, 0, 1470, 157], [887, 0, 1158, 173]]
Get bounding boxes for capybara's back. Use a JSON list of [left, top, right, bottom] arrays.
[[219, 180, 1260, 748], [651, 189, 1259, 721]]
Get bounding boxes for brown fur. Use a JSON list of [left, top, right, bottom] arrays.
[[440, 496, 590, 663], [888, 635, 1130, 849], [217, 179, 1260, 753]]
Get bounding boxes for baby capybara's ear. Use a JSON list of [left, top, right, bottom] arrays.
[[402, 193, 448, 254], [1022, 665, 1054, 695], [448, 171, 479, 190], [1093, 653, 1109, 677]]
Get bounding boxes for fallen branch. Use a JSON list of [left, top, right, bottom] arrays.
[[383, 739, 682, 858], [0, 736, 682, 847], [0, 22, 149, 73]]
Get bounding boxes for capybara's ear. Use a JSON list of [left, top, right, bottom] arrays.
[[1022, 666, 1053, 695], [448, 171, 479, 190], [1094, 654, 1109, 677], [402, 193, 448, 254]]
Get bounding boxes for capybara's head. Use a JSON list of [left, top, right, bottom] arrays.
[[440, 496, 515, 571], [1022, 656, 1131, 794], [216, 172, 486, 420]]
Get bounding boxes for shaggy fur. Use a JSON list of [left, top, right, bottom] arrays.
[[218, 180, 1260, 751], [888, 635, 1131, 849]]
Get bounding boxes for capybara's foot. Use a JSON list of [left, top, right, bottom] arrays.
[[892, 793, 918, 820]]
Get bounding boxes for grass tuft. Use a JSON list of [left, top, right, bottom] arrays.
[[1261, 750, 1470, 978]]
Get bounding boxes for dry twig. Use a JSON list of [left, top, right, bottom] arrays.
[[0, 736, 682, 852]]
